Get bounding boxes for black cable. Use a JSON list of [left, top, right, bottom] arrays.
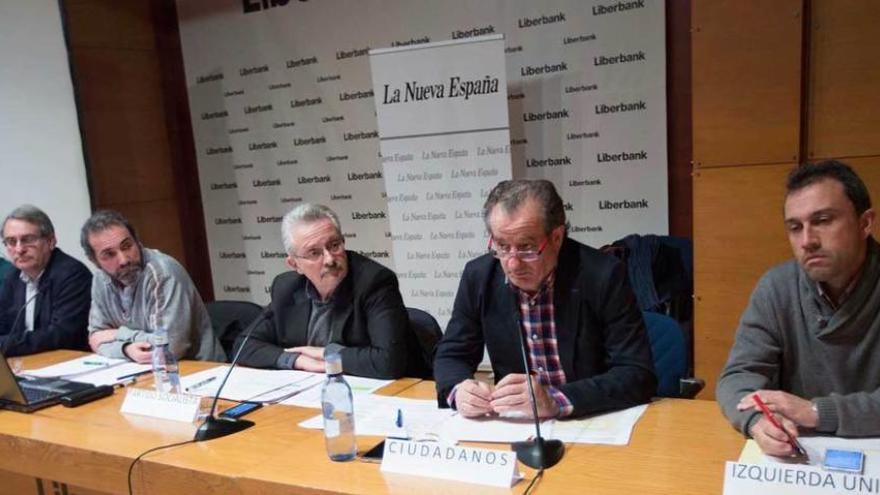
[[127, 439, 195, 495], [523, 468, 544, 495]]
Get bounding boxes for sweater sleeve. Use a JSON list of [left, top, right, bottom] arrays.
[[716, 278, 783, 436], [814, 389, 880, 436]]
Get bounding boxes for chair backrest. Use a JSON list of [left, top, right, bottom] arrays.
[[405, 307, 442, 379], [642, 310, 688, 398], [205, 300, 264, 362]]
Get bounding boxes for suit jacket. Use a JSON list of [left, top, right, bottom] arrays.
[[0, 248, 92, 356], [434, 238, 657, 417], [236, 251, 408, 378]]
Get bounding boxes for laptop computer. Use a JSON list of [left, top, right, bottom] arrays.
[[0, 353, 95, 412]]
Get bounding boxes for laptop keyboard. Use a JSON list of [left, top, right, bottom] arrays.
[[21, 386, 58, 403]]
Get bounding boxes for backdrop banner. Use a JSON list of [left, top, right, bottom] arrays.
[[370, 35, 511, 325], [176, 1, 668, 314]]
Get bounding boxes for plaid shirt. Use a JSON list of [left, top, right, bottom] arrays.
[[512, 272, 574, 417], [448, 271, 574, 418]]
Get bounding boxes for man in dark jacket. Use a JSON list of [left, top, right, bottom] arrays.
[[236, 203, 408, 379], [434, 180, 656, 419], [0, 205, 91, 356]]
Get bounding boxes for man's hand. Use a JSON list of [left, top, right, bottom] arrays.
[[453, 379, 495, 418], [89, 329, 118, 353], [123, 342, 152, 364], [288, 346, 326, 372], [749, 414, 800, 457], [738, 390, 818, 428], [490, 373, 559, 419]]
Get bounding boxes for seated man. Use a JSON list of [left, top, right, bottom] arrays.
[[0, 205, 91, 356], [82, 210, 225, 363], [717, 160, 880, 456], [434, 180, 656, 419], [236, 203, 407, 379]]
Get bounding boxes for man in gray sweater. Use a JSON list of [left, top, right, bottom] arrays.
[[717, 160, 880, 456], [82, 210, 225, 363]]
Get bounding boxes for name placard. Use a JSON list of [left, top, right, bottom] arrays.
[[381, 438, 519, 488], [723, 461, 880, 495], [120, 388, 202, 423]]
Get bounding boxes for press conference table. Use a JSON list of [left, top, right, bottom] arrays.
[[0, 351, 745, 494]]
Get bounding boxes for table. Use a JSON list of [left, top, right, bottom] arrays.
[[0, 351, 745, 494]]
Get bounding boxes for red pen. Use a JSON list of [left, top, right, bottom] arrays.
[[752, 393, 808, 458]]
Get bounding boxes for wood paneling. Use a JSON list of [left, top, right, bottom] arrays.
[[693, 163, 795, 398], [667, 0, 693, 238], [692, 0, 803, 168], [807, 0, 880, 159]]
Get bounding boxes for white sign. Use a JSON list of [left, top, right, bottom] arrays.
[[723, 461, 880, 495], [370, 34, 512, 326], [381, 438, 519, 488], [120, 388, 203, 423]]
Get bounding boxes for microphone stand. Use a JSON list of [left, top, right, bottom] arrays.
[[194, 307, 273, 442], [511, 310, 565, 469]]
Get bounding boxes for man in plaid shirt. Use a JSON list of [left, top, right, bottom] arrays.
[[434, 180, 656, 419]]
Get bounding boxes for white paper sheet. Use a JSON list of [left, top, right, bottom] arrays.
[[548, 404, 648, 446], [179, 366, 323, 402], [24, 354, 151, 386], [740, 436, 880, 474], [281, 375, 392, 408]]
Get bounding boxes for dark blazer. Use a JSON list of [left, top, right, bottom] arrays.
[[434, 238, 657, 418], [0, 248, 92, 356], [236, 251, 408, 378]]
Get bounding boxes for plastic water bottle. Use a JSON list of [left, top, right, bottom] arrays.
[[151, 328, 181, 394], [321, 353, 356, 461]]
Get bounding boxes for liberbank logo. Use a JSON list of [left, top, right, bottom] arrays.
[[593, 0, 646, 15], [243, 0, 306, 14]]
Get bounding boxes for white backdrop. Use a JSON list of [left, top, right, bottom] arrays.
[[176, 0, 668, 310], [0, 1, 92, 262]]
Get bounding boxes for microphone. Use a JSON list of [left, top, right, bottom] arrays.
[[7, 289, 39, 337], [194, 306, 274, 442], [510, 303, 565, 470]]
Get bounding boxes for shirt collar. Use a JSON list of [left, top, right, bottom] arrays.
[[816, 263, 864, 310], [19, 270, 44, 285], [508, 270, 556, 304]]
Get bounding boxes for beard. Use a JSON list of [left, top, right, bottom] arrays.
[[115, 263, 143, 286]]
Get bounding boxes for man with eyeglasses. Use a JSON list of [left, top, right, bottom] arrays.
[[434, 180, 656, 419], [0, 205, 92, 356], [235, 203, 408, 378], [83, 210, 225, 363]]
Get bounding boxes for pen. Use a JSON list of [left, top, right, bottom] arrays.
[[186, 376, 218, 392], [395, 408, 403, 429], [752, 394, 808, 458], [115, 370, 151, 381], [83, 360, 109, 366]]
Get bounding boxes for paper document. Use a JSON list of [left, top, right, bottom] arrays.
[[24, 355, 151, 386], [299, 394, 455, 440], [740, 436, 880, 473], [180, 366, 323, 402], [438, 413, 551, 443], [281, 375, 392, 408], [548, 404, 648, 446]]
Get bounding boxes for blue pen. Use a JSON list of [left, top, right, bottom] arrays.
[[116, 369, 151, 381], [395, 408, 403, 428]]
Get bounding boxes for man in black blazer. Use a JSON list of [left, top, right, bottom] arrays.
[[236, 203, 407, 379], [434, 180, 656, 419], [0, 205, 92, 356]]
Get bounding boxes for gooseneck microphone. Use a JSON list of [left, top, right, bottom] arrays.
[[194, 306, 274, 442], [510, 304, 565, 470], [7, 290, 39, 338]]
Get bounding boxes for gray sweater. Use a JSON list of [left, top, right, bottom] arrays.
[[88, 248, 225, 362], [717, 238, 880, 437]]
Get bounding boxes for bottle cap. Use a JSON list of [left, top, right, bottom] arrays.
[[325, 352, 343, 375]]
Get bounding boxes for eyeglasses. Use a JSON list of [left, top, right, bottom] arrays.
[[2, 234, 43, 249], [487, 236, 549, 262], [292, 238, 345, 262]]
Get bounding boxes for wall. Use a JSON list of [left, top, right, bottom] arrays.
[[692, 0, 880, 398], [62, 0, 212, 297]]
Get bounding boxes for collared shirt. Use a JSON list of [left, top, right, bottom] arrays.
[[18, 270, 43, 332], [817, 264, 864, 311], [511, 272, 574, 418]]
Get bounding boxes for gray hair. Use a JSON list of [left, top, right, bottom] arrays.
[[80, 209, 141, 261], [482, 179, 566, 235], [281, 203, 342, 254], [3, 204, 55, 239]]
